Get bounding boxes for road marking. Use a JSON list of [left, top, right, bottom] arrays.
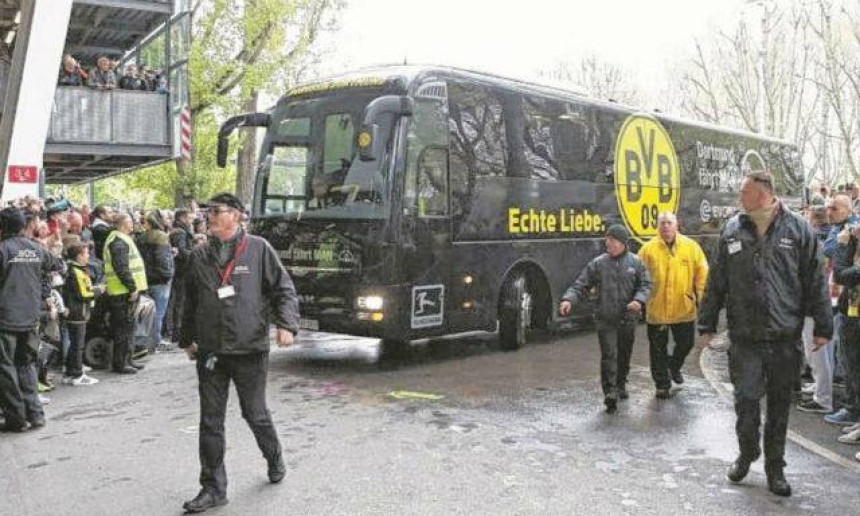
[[699, 334, 860, 473]]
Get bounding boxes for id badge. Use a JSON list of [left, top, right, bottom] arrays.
[[727, 241, 742, 255], [218, 285, 236, 299]]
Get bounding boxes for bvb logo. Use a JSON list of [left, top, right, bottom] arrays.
[[613, 115, 680, 242]]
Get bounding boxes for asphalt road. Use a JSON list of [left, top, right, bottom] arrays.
[[1, 326, 859, 515]]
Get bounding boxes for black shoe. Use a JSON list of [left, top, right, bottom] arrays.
[[604, 396, 617, 414], [28, 418, 45, 430], [727, 458, 753, 483], [655, 388, 670, 399], [766, 469, 792, 497], [268, 454, 287, 483], [183, 489, 228, 513], [618, 387, 629, 400], [0, 422, 27, 433], [113, 366, 138, 374], [671, 369, 684, 384], [129, 361, 145, 370]]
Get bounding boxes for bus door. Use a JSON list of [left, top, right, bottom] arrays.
[[401, 88, 453, 336]]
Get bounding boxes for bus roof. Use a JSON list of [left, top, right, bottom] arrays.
[[286, 65, 796, 148]]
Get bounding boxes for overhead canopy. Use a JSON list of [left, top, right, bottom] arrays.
[[66, 0, 172, 66]]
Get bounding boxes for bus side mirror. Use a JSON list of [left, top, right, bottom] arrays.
[[217, 112, 271, 167], [358, 95, 413, 162]]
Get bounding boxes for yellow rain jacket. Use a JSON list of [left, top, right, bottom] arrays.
[[638, 234, 708, 324]]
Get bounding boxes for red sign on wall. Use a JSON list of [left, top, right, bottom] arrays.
[[7, 166, 38, 184]]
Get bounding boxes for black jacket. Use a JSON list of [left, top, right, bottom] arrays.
[[699, 203, 833, 344], [833, 235, 860, 317], [91, 220, 112, 261], [169, 223, 194, 278], [0, 236, 52, 332], [562, 250, 652, 326], [179, 231, 300, 354], [137, 229, 174, 285], [63, 260, 95, 324]]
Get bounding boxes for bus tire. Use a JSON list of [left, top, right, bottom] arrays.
[[499, 273, 531, 351], [83, 336, 112, 370]]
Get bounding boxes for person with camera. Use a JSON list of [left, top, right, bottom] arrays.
[[699, 171, 832, 497], [178, 193, 300, 513]]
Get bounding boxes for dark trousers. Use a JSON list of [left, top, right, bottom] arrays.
[[107, 295, 134, 370], [728, 341, 798, 471], [0, 330, 43, 427], [597, 322, 635, 399], [840, 318, 860, 416], [647, 321, 695, 389], [197, 351, 281, 496], [64, 323, 87, 378], [165, 274, 186, 341]]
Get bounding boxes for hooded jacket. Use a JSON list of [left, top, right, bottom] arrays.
[[699, 202, 833, 344], [562, 250, 652, 326]]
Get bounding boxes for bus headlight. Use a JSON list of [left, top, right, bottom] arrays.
[[357, 295, 384, 311]]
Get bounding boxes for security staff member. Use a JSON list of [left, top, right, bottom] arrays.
[[179, 193, 299, 514], [104, 213, 148, 374], [559, 224, 652, 413], [699, 171, 832, 497], [0, 208, 51, 432], [638, 212, 708, 399]]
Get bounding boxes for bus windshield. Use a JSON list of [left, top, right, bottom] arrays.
[[257, 94, 396, 220]]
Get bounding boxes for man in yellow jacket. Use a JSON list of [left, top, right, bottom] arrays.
[[638, 212, 708, 399]]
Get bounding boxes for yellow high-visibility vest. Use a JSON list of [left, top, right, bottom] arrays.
[[103, 231, 148, 295]]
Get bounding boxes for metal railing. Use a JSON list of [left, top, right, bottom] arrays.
[[48, 87, 169, 146]]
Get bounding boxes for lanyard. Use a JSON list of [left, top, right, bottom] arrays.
[[215, 235, 248, 286]]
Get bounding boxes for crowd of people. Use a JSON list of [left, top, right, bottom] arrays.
[[0, 195, 210, 426], [58, 54, 168, 93]]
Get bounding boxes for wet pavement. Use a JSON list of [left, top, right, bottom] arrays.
[[1, 325, 859, 515]]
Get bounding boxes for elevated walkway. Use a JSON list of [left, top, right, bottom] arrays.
[[0, 0, 186, 200]]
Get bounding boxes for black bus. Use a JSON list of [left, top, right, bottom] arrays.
[[217, 66, 802, 353]]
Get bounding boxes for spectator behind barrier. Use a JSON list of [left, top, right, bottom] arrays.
[[58, 54, 87, 87], [87, 56, 117, 90], [119, 64, 147, 91]]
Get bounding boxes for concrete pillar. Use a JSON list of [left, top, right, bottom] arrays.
[[0, 0, 74, 202]]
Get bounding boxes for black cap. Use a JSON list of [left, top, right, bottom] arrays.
[[0, 207, 27, 236], [606, 224, 630, 246], [201, 193, 245, 213]]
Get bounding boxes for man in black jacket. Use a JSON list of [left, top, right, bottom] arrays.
[[559, 224, 652, 413], [165, 209, 194, 343], [179, 193, 300, 514], [90, 204, 114, 261], [0, 208, 51, 432], [699, 171, 832, 497]]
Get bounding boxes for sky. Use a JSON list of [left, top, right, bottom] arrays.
[[316, 0, 758, 109]]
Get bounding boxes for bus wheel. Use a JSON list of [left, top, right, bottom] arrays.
[[499, 273, 531, 351], [83, 336, 112, 370]]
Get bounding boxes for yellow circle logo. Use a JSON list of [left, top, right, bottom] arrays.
[[357, 131, 372, 148], [613, 115, 680, 242]]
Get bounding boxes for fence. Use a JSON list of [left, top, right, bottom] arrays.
[[48, 87, 169, 146]]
